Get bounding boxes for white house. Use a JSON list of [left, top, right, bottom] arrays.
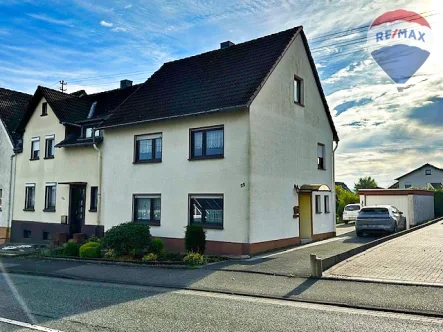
[[0, 88, 31, 243], [98, 26, 339, 255], [395, 163, 443, 189]]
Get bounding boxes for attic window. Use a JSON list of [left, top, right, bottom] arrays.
[[425, 169, 431, 175], [42, 102, 48, 116], [294, 75, 304, 105]]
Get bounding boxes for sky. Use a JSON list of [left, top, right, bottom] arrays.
[[0, 0, 442, 189]]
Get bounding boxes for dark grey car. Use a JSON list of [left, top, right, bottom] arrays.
[[356, 205, 406, 237]]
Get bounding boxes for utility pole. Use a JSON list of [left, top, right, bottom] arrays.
[[59, 80, 67, 93]]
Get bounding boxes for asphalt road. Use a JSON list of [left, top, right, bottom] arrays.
[[1, 273, 442, 332]]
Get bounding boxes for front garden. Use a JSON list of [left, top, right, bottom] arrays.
[[39, 223, 222, 266]]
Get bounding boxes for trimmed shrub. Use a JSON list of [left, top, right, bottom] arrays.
[[102, 222, 151, 256], [185, 225, 206, 254], [63, 240, 80, 257], [142, 253, 158, 262], [79, 242, 101, 258], [183, 252, 207, 266], [86, 235, 102, 244], [149, 238, 164, 254], [41, 247, 64, 257]]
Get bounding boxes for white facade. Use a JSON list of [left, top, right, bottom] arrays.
[[398, 165, 443, 189], [0, 120, 14, 241]]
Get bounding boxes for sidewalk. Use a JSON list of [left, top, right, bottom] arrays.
[[325, 220, 443, 286]]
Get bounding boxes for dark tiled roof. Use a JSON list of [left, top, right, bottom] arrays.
[[335, 182, 352, 192], [55, 133, 103, 148], [0, 87, 32, 145], [429, 183, 443, 189], [395, 163, 443, 180]]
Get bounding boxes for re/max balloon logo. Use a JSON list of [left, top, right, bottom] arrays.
[[367, 9, 433, 91]]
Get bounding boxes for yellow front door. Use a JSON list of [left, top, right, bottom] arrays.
[[299, 193, 312, 239]]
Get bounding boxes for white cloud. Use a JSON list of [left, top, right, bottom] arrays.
[[111, 27, 127, 32], [27, 13, 73, 27], [124, 4, 133, 9], [100, 20, 113, 28]]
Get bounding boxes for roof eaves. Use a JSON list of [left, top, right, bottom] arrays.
[[394, 163, 442, 180]]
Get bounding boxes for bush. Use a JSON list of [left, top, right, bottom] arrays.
[[86, 235, 102, 244], [142, 253, 158, 262], [183, 252, 207, 266], [149, 238, 164, 254], [102, 222, 152, 256], [185, 225, 206, 254], [63, 240, 80, 257], [79, 242, 101, 258], [41, 247, 64, 257], [103, 249, 117, 259]]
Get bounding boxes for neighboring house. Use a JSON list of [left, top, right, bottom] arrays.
[[335, 182, 352, 192], [0, 88, 31, 243], [98, 26, 339, 255], [10, 82, 140, 242], [395, 163, 443, 189]]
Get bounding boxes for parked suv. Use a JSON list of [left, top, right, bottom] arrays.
[[356, 205, 406, 237], [342, 204, 361, 224]]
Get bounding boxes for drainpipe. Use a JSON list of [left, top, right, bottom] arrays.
[[7, 153, 16, 242], [332, 141, 339, 232], [92, 136, 102, 227]]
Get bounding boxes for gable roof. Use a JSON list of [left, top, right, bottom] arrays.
[[99, 26, 338, 141], [395, 163, 443, 180], [429, 183, 443, 190], [0, 87, 32, 145]]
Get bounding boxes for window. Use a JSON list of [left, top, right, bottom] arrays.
[[0, 188, 2, 210], [43, 231, 51, 241], [294, 75, 303, 104], [90, 186, 98, 212], [425, 169, 431, 175], [189, 195, 224, 229], [190, 126, 224, 159], [25, 184, 35, 210], [133, 195, 161, 225], [83, 127, 101, 139], [44, 183, 56, 211], [45, 135, 55, 159], [30, 137, 40, 160], [317, 143, 325, 170], [324, 196, 330, 213], [405, 183, 412, 188], [23, 230, 31, 238], [41, 102, 48, 116], [134, 133, 162, 163], [315, 195, 322, 214]]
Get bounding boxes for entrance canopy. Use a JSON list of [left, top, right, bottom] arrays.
[[298, 184, 331, 193]]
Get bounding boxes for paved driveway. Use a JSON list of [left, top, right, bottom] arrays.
[[325, 220, 443, 285]]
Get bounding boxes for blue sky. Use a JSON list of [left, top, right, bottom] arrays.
[[1, 0, 442, 188]]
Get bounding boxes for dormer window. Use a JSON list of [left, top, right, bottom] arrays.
[[42, 102, 48, 116], [83, 126, 102, 139], [85, 127, 93, 138]]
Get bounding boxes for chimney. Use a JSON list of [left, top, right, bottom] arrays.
[[120, 79, 133, 89], [220, 41, 235, 49]]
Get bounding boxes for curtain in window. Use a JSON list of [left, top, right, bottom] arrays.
[[155, 138, 162, 159], [136, 198, 151, 221], [27, 188, 35, 208], [47, 186, 56, 208], [139, 140, 152, 160], [193, 132, 203, 156], [153, 198, 161, 221], [206, 130, 223, 155], [317, 144, 324, 158]]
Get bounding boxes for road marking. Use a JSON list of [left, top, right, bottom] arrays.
[[0, 317, 63, 331]]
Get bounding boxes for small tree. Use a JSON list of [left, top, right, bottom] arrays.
[[336, 185, 360, 219], [354, 176, 378, 191], [103, 222, 151, 257], [185, 225, 206, 254]]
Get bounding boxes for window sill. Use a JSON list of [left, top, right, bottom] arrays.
[[29, 157, 40, 161], [41, 114, 47, 117], [134, 220, 161, 227], [189, 155, 224, 161], [23, 208, 35, 212], [133, 159, 162, 164], [317, 167, 326, 171], [89, 208, 97, 213], [191, 223, 224, 230], [43, 208, 56, 213], [315, 212, 322, 214], [294, 101, 305, 107], [44, 156, 54, 160]]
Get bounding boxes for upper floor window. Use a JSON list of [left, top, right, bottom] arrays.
[[317, 143, 325, 170], [44, 183, 56, 212], [133, 194, 161, 225], [41, 102, 48, 116], [405, 183, 412, 188], [425, 169, 431, 175], [190, 126, 224, 160], [24, 183, 35, 211], [90, 186, 98, 212], [189, 194, 224, 229], [134, 133, 162, 163], [45, 135, 55, 159], [30, 137, 40, 160], [294, 75, 304, 105], [83, 127, 102, 139]]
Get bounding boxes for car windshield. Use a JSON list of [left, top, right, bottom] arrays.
[[359, 208, 389, 217], [345, 205, 360, 211]]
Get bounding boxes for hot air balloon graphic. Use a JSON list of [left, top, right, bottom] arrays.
[[367, 9, 433, 91]]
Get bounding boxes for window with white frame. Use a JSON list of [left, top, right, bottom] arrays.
[[45, 135, 55, 158], [189, 195, 224, 229], [30, 137, 40, 160], [25, 184, 35, 210], [317, 143, 325, 170], [134, 133, 162, 163], [294, 75, 304, 104], [44, 183, 56, 211], [133, 194, 161, 225], [315, 195, 322, 214]]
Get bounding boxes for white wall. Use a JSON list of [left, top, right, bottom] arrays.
[[101, 111, 250, 244], [0, 121, 13, 228], [248, 34, 334, 243], [13, 97, 99, 225], [412, 195, 434, 225], [312, 192, 335, 235], [399, 167, 443, 188]]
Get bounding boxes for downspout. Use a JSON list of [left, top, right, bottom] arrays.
[[332, 141, 339, 234], [92, 135, 102, 227], [7, 153, 16, 242]]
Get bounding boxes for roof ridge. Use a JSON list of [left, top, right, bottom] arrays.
[[0, 87, 32, 97], [86, 83, 143, 98]]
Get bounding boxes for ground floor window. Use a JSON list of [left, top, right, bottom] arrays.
[[189, 195, 224, 229], [324, 195, 330, 213], [25, 184, 35, 211], [133, 195, 161, 225], [90, 186, 98, 212], [315, 195, 322, 214], [44, 183, 56, 211]]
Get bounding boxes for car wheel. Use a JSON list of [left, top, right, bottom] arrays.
[[356, 231, 364, 237]]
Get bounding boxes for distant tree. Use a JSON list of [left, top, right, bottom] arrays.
[[354, 176, 378, 192]]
